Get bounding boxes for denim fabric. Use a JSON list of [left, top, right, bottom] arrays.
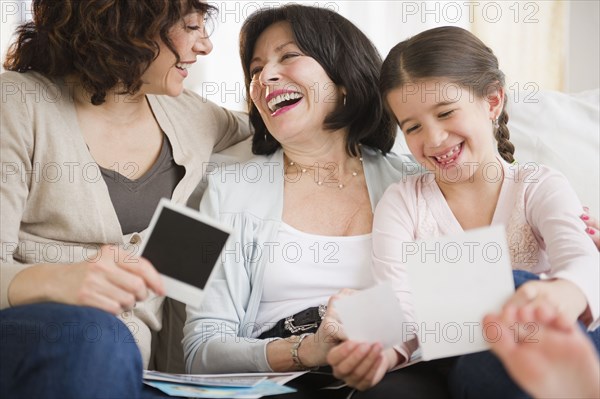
[[0, 303, 170, 399], [448, 270, 600, 399]]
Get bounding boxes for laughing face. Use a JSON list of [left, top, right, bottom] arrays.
[[386, 80, 501, 184], [141, 12, 213, 97], [248, 21, 343, 146]]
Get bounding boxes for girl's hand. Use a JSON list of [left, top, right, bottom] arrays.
[[581, 207, 599, 249], [328, 341, 401, 391], [503, 279, 587, 326], [52, 245, 165, 314]]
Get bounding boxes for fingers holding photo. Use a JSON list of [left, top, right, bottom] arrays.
[[328, 341, 387, 391], [66, 244, 165, 313]]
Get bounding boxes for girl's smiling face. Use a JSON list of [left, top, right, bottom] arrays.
[[387, 79, 504, 184]]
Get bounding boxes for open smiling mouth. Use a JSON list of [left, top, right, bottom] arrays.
[[431, 142, 463, 166], [267, 92, 304, 113], [175, 63, 191, 71]]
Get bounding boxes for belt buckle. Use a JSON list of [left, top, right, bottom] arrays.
[[284, 316, 318, 334], [318, 304, 327, 319], [283, 305, 328, 334]]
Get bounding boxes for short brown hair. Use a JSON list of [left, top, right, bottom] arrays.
[[4, 0, 216, 105]]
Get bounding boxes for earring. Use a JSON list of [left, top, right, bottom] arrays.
[[343, 95, 347, 107], [264, 133, 268, 141], [493, 117, 499, 129]]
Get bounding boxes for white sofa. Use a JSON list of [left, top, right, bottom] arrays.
[[508, 89, 599, 214]]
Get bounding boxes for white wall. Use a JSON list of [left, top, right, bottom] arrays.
[[2, 1, 598, 98], [566, 0, 600, 93], [0, 0, 28, 67], [189, 0, 471, 112], [188, 0, 600, 111]]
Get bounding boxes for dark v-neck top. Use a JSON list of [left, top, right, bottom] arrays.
[[100, 135, 185, 235]]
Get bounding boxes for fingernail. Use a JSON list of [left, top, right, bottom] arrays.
[[587, 228, 595, 235], [581, 215, 590, 221]]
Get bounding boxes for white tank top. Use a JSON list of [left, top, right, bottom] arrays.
[[252, 222, 374, 337]]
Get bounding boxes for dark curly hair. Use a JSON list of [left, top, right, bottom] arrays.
[[239, 4, 396, 157], [380, 26, 515, 163], [3, 0, 216, 105]]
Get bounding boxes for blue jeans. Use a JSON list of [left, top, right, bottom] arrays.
[[0, 303, 171, 399], [448, 270, 600, 399]]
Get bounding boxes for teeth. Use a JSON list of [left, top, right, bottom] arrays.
[[434, 144, 461, 162], [267, 92, 303, 112], [176, 63, 190, 70]]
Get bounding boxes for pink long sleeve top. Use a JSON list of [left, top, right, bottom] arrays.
[[373, 159, 600, 363]]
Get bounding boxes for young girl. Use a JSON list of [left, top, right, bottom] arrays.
[[328, 26, 599, 396]]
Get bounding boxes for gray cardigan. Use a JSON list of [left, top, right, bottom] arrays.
[[183, 147, 418, 373]]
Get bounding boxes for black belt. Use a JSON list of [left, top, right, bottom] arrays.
[[258, 305, 327, 339]]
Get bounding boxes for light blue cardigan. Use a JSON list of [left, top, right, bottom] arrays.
[[183, 147, 417, 373]]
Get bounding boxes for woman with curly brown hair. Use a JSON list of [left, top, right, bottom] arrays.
[[0, 0, 249, 397]]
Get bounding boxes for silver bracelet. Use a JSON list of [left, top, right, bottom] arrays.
[[290, 333, 316, 370]]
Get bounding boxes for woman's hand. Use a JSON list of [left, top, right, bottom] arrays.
[[298, 289, 354, 368], [581, 208, 599, 249], [328, 341, 401, 391], [9, 245, 165, 314], [57, 245, 166, 314], [502, 279, 587, 326], [265, 289, 353, 371]]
